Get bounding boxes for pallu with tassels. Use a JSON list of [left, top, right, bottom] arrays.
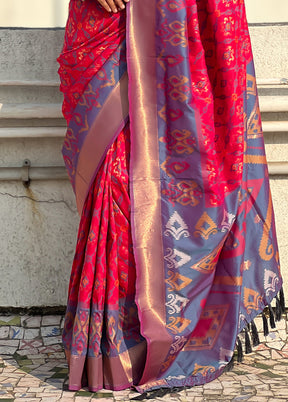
[[58, 0, 284, 394]]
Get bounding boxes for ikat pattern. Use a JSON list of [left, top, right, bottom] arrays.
[[59, 0, 283, 394], [155, 0, 282, 388], [58, 2, 127, 189]]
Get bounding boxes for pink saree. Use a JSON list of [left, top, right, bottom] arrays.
[[58, 0, 284, 394]]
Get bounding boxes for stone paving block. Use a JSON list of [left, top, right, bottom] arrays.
[[14, 386, 28, 392], [91, 399, 115, 402], [24, 328, 40, 340], [43, 335, 63, 346], [203, 389, 223, 396], [0, 339, 19, 347], [277, 330, 287, 341], [222, 387, 241, 395], [268, 400, 288, 402], [232, 396, 253, 401], [3, 367, 17, 373], [282, 343, 288, 352], [9, 326, 24, 340], [0, 394, 14, 400], [31, 359, 46, 365], [38, 344, 63, 354], [256, 391, 274, 397], [42, 316, 62, 326], [266, 341, 285, 350], [22, 316, 42, 328], [15, 392, 33, 397], [48, 352, 66, 359], [41, 326, 61, 338], [0, 346, 17, 355], [19, 339, 43, 350], [0, 326, 9, 338], [203, 380, 223, 390], [16, 347, 39, 356], [0, 316, 21, 326]]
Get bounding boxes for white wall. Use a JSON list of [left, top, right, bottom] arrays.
[[0, 0, 70, 28], [246, 0, 288, 23]]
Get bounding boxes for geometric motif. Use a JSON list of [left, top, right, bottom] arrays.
[[184, 305, 229, 351], [264, 269, 280, 297], [167, 317, 191, 335], [164, 248, 192, 269], [221, 210, 235, 232], [162, 179, 201, 207], [160, 128, 196, 155], [191, 243, 222, 274], [166, 293, 189, 315], [169, 335, 187, 355], [167, 75, 189, 103], [192, 364, 216, 377], [164, 211, 190, 240], [243, 288, 263, 314], [165, 270, 192, 292], [194, 212, 218, 240], [158, 18, 187, 48], [246, 73, 262, 139], [259, 192, 274, 261]]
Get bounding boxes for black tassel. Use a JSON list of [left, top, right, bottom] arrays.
[[131, 392, 148, 401], [262, 312, 269, 336], [275, 296, 282, 321], [268, 304, 276, 329], [250, 320, 260, 346], [147, 388, 171, 399], [171, 387, 185, 394], [279, 288, 285, 314], [224, 355, 234, 372], [237, 336, 243, 363], [245, 328, 252, 354], [131, 388, 171, 401]]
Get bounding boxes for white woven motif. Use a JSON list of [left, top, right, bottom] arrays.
[[264, 269, 279, 297], [164, 211, 190, 240], [164, 248, 192, 269], [221, 210, 235, 232], [166, 293, 189, 315]]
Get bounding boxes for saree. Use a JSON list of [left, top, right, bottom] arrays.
[[58, 0, 284, 394]]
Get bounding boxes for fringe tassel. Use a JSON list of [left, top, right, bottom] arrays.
[[244, 328, 252, 354], [262, 312, 269, 336], [279, 287, 285, 314], [132, 388, 171, 401], [237, 336, 243, 363], [224, 355, 234, 372], [250, 320, 260, 346], [268, 304, 276, 329], [275, 296, 282, 321]]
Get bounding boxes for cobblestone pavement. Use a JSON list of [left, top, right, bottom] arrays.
[[0, 313, 288, 401]]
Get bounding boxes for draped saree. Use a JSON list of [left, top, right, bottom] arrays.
[[58, 0, 283, 393]]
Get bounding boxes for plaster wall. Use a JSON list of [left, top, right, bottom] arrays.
[[0, 5, 287, 307]]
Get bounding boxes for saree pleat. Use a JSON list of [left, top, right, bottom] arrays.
[[63, 127, 146, 391], [59, 0, 283, 394]]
